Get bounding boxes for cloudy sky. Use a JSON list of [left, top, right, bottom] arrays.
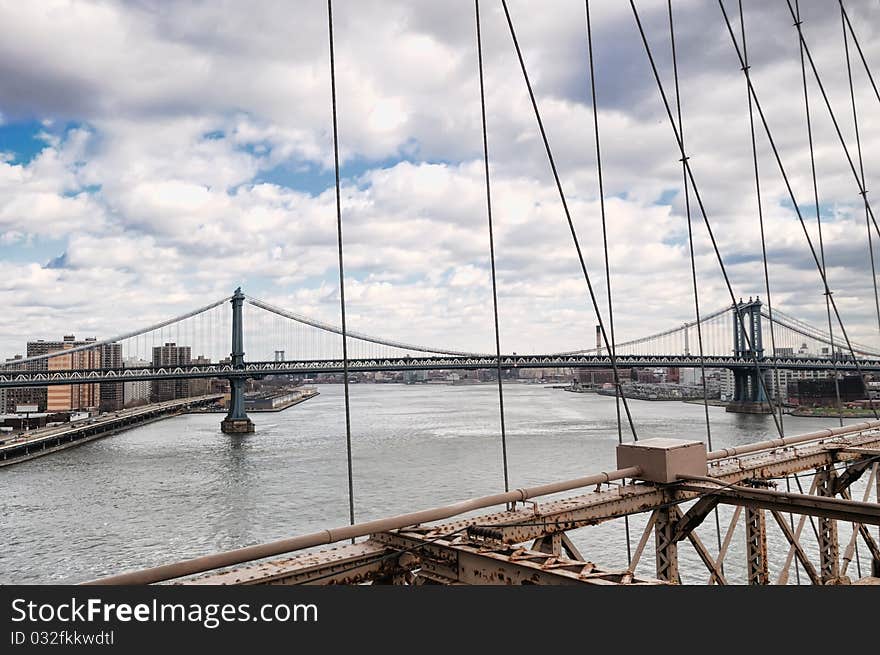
[[1, 0, 879, 358]]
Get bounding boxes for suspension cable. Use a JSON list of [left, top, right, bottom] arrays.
[[839, 0, 880, 106], [667, 0, 722, 571], [585, 0, 632, 563], [716, 0, 879, 420], [841, 1, 880, 340], [327, 0, 356, 529], [738, 0, 787, 432], [668, 0, 712, 450], [784, 1, 880, 246], [475, 0, 510, 493], [742, 3, 798, 583], [630, 0, 784, 438], [792, 0, 844, 427], [500, 0, 639, 441]]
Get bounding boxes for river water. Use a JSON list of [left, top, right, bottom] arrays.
[[1, 383, 873, 584]]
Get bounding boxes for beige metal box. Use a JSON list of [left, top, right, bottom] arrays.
[[616, 438, 707, 484]]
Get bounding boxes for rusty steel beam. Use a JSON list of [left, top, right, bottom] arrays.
[[654, 505, 679, 583], [184, 437, 880, 586], [627, 510, 658, 575], [669, 505, 726, 585], [86, 466, 640, 585], [430, 434, 880, 548], [707, 420, 880, 460], [676, 483, 880, 526], [560, 533, 585, 561], [531, 533, 562, 555], [708, 506, 741, 585], [838, 481, 880, 575], [816, 466, 841, 584], [114, 425, 880, 586], [832, 457, 879, 496], [373, 532, 665, 585], [181, 541, 394, 585], [744, 507, 769, 585], [841, 465, 878, 579], [673, 496, 720, 542], [777, 475, 819, 586], [770, 510, 820, 585]]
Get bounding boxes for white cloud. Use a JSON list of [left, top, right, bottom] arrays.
[[1, 0, 880, 357]]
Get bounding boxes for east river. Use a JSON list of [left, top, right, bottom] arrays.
[[1, 383, 873, 584]]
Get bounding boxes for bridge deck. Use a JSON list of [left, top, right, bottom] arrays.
[[2, 354, 878, 388]]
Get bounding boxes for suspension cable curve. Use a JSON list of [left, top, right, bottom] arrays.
[[1, 296, 231, 367]]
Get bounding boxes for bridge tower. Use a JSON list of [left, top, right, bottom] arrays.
[[221, 287, 255, 434], [727, 297, 771, 414]]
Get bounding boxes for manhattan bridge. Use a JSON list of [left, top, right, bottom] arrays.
[[4, 0, 880, 585]]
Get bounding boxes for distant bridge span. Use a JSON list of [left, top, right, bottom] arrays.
[[2, 354, 880, 389]]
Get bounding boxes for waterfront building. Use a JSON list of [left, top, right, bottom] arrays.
[[122, 357, 151, 407], [189, 355, 212, 396], [788, 375, 865, 406], [15, 336, 103, 412], [151, 343, 192, 401], [720, 367, 831, 402], [99, 343, 123, 412]]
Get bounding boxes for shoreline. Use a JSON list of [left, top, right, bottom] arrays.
[[0, 395, 222, 468], [189, 388, 320, 413]]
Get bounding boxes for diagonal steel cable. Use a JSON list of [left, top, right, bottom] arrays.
[[840, 1, 880, 340], [630, 0, 785, 437], [500, 0, 639, 442], [327, 0, 356, 530], [585, 0, 632, 563], [717, 0, 879, 420], [667, 0, 723, 575], [475, 0, 510, 493]]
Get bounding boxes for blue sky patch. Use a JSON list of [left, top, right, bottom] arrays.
[[0, 120, 50, 164], [0, 235, 68, 265]]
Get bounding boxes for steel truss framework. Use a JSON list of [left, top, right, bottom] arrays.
[[4, 353, 880, 389], [160, 426, 880, 586]]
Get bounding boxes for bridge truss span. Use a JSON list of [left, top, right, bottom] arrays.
[[4, 353, 880, 389]]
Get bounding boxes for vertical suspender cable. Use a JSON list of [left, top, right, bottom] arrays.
[[630, 0, 784, 439], [739, 0, 788, 432], [841, 1, 880, 339], [717, 0, 878, 420], [585, 0, 631, 563], [667, 0, 713, 454], [740, 0, 799, 582], [795, 0, 844, 425], [327, 0, 356, 530], [475, 0, 510, 492], [500, 0, 640, 443], [784, 1, 880, 248], [585, 0, 623, 447], [667, 0, 722, 570], [793, 1, 844, 428], [840, 1, 870, 578]]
